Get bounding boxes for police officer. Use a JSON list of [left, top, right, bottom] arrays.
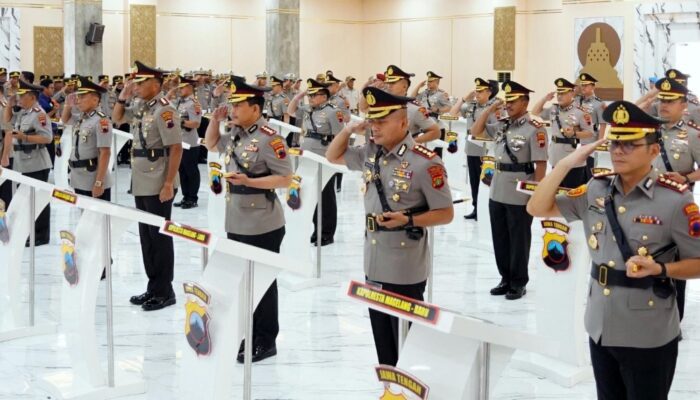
[[576, 73, 608, 179], [0, 68, 7, 87], [326, 86, 454, 366], [194, 69, 212, 112], [287, 78, 345, 246], [412, 71, 451, 118], [173, 75, 202, 209], [532, 78, 594, 188], [370, 65, 441, 145], [449, 78, 500, 220], [204, 76, 293, 363], [112, 61, 183, 311], [529, 100, 700, 400], [638, 69, 700, 124], [0, 84, 12, 206], [66, 76, 112, 200], [265, 76, 290, 124], [3, 79, 53, 245], [471, 81, 548, 300], [97, 75, 112, 118], [5, 71, 20, 95], [326, 73, 350, 122]]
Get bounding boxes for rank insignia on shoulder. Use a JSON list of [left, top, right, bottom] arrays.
[[0, 100, 7, 107], [412, 144, 436, 159], [593, 170, 617, 179], [260, 125, 276, 136], [32, 107, 41, 113], [566, 184, 587, 198], [657, 174, 688, 193], [96, 111, 107, 118], [529, 119, 544, 129], [159, 97, 170, 106], [688, 120, 700, 131]]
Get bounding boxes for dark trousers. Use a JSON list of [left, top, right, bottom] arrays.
[[0, 158, 13, 207], [178, 147, 201, 203], [368, 279, 427, 366], [197, 117, 210, 163], [589, 337, 678, 400], [74, 188, 112, 201], [134, 192, 176, 297], [227, 226, 285, 346], [312, 173, 338, 238], [585, 156, 595, 181], [561, 166, 588, 189], [489, 200, 533, 288], [675, 279, 686, 321], [23, 169, 51, 243], [466, 155, 482, 211]]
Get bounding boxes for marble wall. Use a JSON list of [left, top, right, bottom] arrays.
[[0, 8, 20, 71], [266, 0, 300, 78]]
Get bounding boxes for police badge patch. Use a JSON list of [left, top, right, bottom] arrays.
[[60, 231, 79, 286], [541, 220, 571, 272], [480, 156, 495, 186], [0, 200, 9, 244], [184, 282, 212, 356]]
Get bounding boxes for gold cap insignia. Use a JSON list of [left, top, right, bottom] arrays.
[[661, 79, 672, 91], [504, 84, 512, 93], [366, 92, 376, 106], [387, 67, 394, 76], [612, 105, 630, 125], [557, 80, 563, 87], [76, 80, 82, 88], [669, 71, 677, 78], [230, 82, 237, 93]]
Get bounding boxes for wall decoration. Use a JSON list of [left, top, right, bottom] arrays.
[[493, 6, 516, 71], [574, 17, 624, 100], [34, 27, 63, 78], [130, 4, 156, 66]]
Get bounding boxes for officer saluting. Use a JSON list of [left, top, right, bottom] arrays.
[[327, 86, 454, 366], [3, 79, 53, 245], [471, 81, 548, 300], [532, 78, 594, 188], [173, 75, 202, 210], [112, 61, 183, 311], [529, 100, 700, 400], [287, 78, 345, 246], [204, 76, 293, 363], [66, 77, 113, 199], [265, 76, 290, 124]]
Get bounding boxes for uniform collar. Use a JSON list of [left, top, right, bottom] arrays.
[[612, 168, 657, 199], [239, 116, 267, 137], [665, 119, 685, 130], [509, 113, 529, 126], [82, 109, 97, 118], [383, 134, 414, 159], [313, 101, 329, 110], [559, 103, 574, 112], [146, 93, 164, 108]]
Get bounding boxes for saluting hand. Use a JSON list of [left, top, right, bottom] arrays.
[[626, 255, 662, 279], [346, 119, 370, 134], [211, 105, 228, 122], [376, 211, 410, 229], [66, 93, 77, 107], [558, 138, 606, 169], [545, 91, 556, 101]]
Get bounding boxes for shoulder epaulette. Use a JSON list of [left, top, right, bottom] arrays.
[[594, 96, 602, 102], [159, 97, 170, 106], [410, 100, 421, 107], [593, 171, 617, 179], [0, 100, 7, 107], [95, 111, 107, 118], [529, 118, 544, 128], [577, 105, 590, 113], [657, 174, 689, 193], [412, 144, 436, 159], [260, 125, 277, 136], [690, 98, 699, 105], [32, 107, 41, 113], [687, 120, 700, 131]]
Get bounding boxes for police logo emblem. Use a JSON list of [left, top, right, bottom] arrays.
[[366, 91, 377, 106], [184, 282, 212, 356], [60, 231, 79, 286], [660, 79, 672, 91], [541, 220, 571, 272], [480, 156, 495, 186], [612, 104, 630, 125]]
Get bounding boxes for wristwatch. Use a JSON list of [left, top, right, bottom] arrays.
[[94, 180, 103, 188], [656, 262, 667, 278], [405, 214, 415, 228], [117, 99, 127, 105]]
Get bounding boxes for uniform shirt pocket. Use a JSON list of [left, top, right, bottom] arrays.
[[627, 290, 674, 310], [240, 193, 268, 209], [378, 231, 422, 249]]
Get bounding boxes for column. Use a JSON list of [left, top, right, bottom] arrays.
[[63, 0, 103, 76], [265, 0, 299, 78]]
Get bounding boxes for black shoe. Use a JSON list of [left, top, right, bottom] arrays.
[[25, 237, 50, 247], [490, 282, 510, 296], [181, 201, 198, 209], [463, 211, 477, 220], [174, 201, 183, 207], [129, 291, 153, 305], [505, 287, 526, 300], [310, 234, 317, 244], [312, 236, 334, 247], [142, 295, 176, 311], [237, 343, 277, 363]]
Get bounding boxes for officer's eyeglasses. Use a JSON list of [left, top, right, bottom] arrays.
[[608, 140, 649, 154]]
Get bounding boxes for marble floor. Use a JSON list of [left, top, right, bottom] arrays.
[[2, 164, 700, 400]]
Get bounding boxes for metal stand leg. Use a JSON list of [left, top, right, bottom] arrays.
[[397, 319, 409, 354], [479, 342, 491, 400], [28, 187, 36, 326], [243, 260, 255, 400], [104, 215, 115, 387], [112, 140, 118, 204], [315, 165, 322, 279], [201, 247, 208, 271], [427, 227, 435, 302]]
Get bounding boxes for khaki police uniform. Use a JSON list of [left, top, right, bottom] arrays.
[[266, 92, 289, 121], [462, 96, 499, 217], [175, 94, 202, 206], [540, 103, 593, 188], [0, 96, 12, 206], [654, 120, 700, 175], [68, 110, 113, 195]]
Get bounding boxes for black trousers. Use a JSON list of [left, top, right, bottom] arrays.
[[561, 166, 588, 189], [489, 200, 533, 288], [227, 226, 285, 347], [178, 147, 201, 203], [74, 188, 112, 201], [134, 192, 176, 298], [466, 155, 482, 211], [312, 173, 338, 238], [23, 169, 51, 243], [675, 279, 686, 321], [197, 117, 209, 163], [589, 337, 678, 400], [585, 156, 595, 181], [0, 158, 13, 207], [368, 279, 427, 366]]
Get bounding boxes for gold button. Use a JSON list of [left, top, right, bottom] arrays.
[[383, 160, 388, 166], [237, 142, 242, 147], [642, 235, 648, 241], [250, 203, 255, 207], [607, 261, 615, 267], [401, 242, 405, 247], [371, 239, 377, 245], [242, 152, 248, 157], [150, 167, 154, 171], [603, 288, 611, 296], [648, 300, 654, 307], [673, 153, 680, 160], [618, 206, 626, 214]]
